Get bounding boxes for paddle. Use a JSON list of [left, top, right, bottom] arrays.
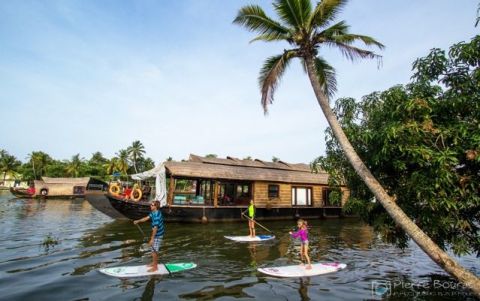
[[135, 223, 150, 252], [241, 211, 273, 234], [135, 223, 146, 238]]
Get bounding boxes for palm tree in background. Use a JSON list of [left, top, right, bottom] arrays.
[[89, 152, 107, 165], [104, 158, 119, 176], [116, 149, 130, 176], [127, 141, 146, 173], [66, 154, 83, 177], [27, 151, 51, 180], [0, 151, 21, 184], [234, 0, 479, 293], [26, 152, 37, 179]]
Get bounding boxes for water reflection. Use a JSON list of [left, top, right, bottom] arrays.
[[138, 277, 157, 301], [178, 281, 255, 300], [298, 277, 311, 301], [0, 190, 478, 301]]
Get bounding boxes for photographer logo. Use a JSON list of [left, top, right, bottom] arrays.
[[372, 280, 391, 296]]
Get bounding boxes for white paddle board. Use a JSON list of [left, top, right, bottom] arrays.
[[99, 262, 197, 278], [258, 262, 346, 277], [224, 235, 275, 242]]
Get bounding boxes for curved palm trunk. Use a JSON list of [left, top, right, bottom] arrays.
[[304, 56, 480, 296], [32, 161, 36, 180], [133, 156, 138, 173]]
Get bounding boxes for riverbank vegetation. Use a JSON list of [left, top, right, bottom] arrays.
[[0, 140, 155, 181], [313, 35, 480, 256], [235, 0, 479, 295]]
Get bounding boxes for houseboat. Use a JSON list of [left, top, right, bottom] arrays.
[[103, 154, 348, 222], [10, 177, 106, 199]]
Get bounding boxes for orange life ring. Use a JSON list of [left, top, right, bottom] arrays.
[[109, 183, 120, 195], [131, 188, 143, 202]]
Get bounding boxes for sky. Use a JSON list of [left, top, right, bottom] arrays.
[[0, 0, 478, 165]]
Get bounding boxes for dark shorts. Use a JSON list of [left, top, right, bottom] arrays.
[[151, 236, 163, 253]]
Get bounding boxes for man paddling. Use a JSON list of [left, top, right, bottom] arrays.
[[133, 200, 164, 272]]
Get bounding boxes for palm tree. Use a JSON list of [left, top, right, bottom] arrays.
[[27, 151, 51, 179], [0, 153, 21, 184], [26, 152, 37, 179], [116, 149, 130, 176], [127, 141, 146, 173], [104, 157, 119, 176], [89, 152, 107, 165], [66, 154, 83, 177], [234, 0, 480, 294]]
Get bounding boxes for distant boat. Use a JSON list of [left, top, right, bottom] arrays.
[[90, 154, 346, 222], [10, 177, 106, 199]]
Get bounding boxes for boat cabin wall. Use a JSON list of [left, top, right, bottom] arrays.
[[253, 182, 335, 208], [34, 183, 86, 196]]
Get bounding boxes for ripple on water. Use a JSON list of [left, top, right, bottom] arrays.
[[0, 192, 478, 300]]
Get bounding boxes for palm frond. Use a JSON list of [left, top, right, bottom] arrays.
[[273, 0, 309, 30], [476, 2, 480, 27], [313, 56, 337, 99], [333, 33, 385, 49], [250, 32, 290, 43], [327, 41, 382, 63], [259, 51, 297, 113], [315, 20, 349, 40], [309, 0, 348, 29], [302, 56, 337, 99], [233, 5, 289, 38]]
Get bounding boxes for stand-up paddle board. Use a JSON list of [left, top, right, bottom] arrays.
[[224, 235, 275, 242], [258, 262, 346, 277], [99, 262, 197, 278]]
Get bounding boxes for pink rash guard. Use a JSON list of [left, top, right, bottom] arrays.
[[291, 228, 308, 243]]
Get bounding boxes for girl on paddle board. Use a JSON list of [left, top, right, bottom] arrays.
[[289, 219, 311, 269], [133, 200, 165, 272], [248, 199, 256, 237]]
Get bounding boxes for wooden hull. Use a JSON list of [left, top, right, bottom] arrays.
[[85, 191, 128, 219], [9, 187, 85, 199], [9, 187, 34, 199], [106, 193, 342, 222]]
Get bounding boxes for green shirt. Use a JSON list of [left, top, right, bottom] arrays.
[[248, 204, 255, 218]]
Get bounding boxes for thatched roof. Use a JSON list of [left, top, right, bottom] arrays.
[[164, 154, 328, 185]]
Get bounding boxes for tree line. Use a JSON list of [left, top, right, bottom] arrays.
[[0, 140, 155, 182]]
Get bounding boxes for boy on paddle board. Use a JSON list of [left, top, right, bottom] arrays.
[[133, 200, 165, 272], [289, 219, 311, 269], [248, 199, 256, 237]]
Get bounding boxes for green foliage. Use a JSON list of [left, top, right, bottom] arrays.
[[127, 140, 146, 173], [0, 150, 21, 181], [233, 0, 383, 113], [42, 233, 59, 251], [317, 35, 480, 255], [328, 189, 341, 206], [3, 140, 158, 181]]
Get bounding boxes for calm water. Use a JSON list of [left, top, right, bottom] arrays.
[[0, 190, 478, 301]]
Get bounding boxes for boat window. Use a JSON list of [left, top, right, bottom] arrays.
[[218, 181, 251, 206], [173, 179, 196, 204], [323, 188, 341, 207], [73, 186, 85, 195], [268, 184, 279, 198], [291, 187, 312, 206]]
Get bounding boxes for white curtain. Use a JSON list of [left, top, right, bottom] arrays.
[[130, 163, 167, 207]]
